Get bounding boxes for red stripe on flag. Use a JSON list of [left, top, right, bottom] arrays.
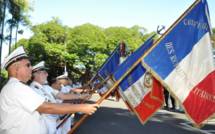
[[135, 78, 164, 123], [151, 78, 164, 102], [183, 70, 215, 125]]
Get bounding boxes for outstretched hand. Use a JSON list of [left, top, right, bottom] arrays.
[[81, 104, 99, 115]]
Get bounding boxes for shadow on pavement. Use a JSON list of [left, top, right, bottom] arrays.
[[74, 106, 215, 134]]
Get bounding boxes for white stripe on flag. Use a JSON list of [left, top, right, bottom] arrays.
[[165, 32, 214, 102], [124, 73, 150, 107]]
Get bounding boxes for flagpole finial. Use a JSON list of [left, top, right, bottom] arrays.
[[157, 25, 165, 35]]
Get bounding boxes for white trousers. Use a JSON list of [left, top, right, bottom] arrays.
[[43, 116, 58, 134], [57, 116, 74, 134]]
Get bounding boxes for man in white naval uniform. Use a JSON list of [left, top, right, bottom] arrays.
[[31, 61, 90, 134], [0, 46, 99, 134], [56, 74, 87, 94], [55, 74, 93, 133], [0, 46, 47, 134], [30, 61, 60, 134]]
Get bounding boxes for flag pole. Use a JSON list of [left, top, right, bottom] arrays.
[[57, 76, 111, 129], [68, 1, 201, 133], [90, 43, 120, 82], [67, 77, 121, 134], [58, 45, 121, 129], [72, 1, 202, 133], [79, 43, 120, 92]]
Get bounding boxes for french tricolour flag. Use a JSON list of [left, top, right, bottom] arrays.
[[113, 36, 164, 123], [143, 0, 215, 126]]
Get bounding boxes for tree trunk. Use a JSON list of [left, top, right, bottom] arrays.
[[15, 23, 19, 46], [8, 23, 13, 53], [0, 0, 7, 66]]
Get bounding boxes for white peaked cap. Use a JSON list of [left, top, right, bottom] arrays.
[[1, 46, 28, 70], [56, 72, 68, 80], [32, 61, 48, 73]]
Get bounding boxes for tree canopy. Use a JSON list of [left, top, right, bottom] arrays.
[[15, 19, 154, 84], [1, 2, 214, 86]]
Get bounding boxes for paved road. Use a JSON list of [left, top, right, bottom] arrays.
[[74, 95, 215, 134]]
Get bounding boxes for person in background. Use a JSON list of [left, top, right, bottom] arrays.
[[50, 78, 76, 134], [30, 61, 60, 134], [56, 74, 88, 94], [31, 61, 91, 134], [164, 88, 176, 111]]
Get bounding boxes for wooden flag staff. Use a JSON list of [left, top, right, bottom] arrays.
[[67, 0, 201, 132], [67, 77, 121, 134], [57, 76, 111, 129]]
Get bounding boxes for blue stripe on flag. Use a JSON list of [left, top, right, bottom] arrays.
[[98, 47, 120, 79], [119, 63, 146, 91], [144, 1, 210, 79]]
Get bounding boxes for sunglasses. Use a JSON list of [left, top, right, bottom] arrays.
[[25, 63, 32, 68]]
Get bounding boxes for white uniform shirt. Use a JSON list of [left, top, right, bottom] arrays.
[[42, 85, 59, 101], [42, 85, 73, 134], [0, 77, 47, 134], [30, 82, 60, 134], [42, 85, 62, 103], [30, 81, 57, 103], [30, 82, 59, 118], [30, 81, 51, 102], [60, 85, 72, 94]]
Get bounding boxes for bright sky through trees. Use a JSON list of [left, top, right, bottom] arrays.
[[2, 0, 215, 63], [29, 0, 215, 33]]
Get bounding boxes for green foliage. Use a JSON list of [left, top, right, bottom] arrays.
[[44, 43, 78, 79], [0, 70, 8, 78], [104, 26, 144, 52], [66, 23, 107, 83], [68, 23, 106, 52], [94, 53, 108, 69], [16, 38, 29, 47], [17, 20, 152, 84], [31, 19, 67, 44], [0, 70, 8, 91]]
